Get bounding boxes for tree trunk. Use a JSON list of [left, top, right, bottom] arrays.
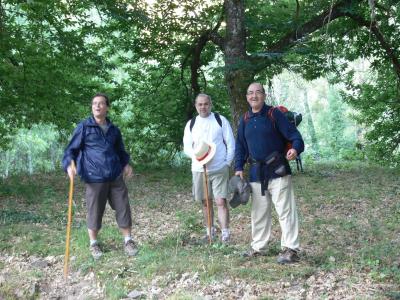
[[302, 90, 320, 159], [223, 0, 255, 133]]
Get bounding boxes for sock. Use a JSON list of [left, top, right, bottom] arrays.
[[90, 240, 98, 246], [124, 236, 132, 243], [222, 228, 230, 237]]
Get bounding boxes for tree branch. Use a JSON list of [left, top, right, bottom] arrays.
[[344, 12, 400, 81], [209, 32, 225, 51], [181, 13, 225, 121], [268, 0, 356, 53], [247, 0, 362, 72]]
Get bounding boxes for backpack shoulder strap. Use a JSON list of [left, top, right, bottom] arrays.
[[267, 106, 276, 122], [243, 111, 250, 123], [191, 113, 223, 131], [189, 116, 196, 132], [214, 112, 222, 127], [267, 106, 277, 129]]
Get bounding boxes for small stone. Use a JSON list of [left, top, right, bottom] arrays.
[[31, 260, 49, 268], [127, 289, 144, 299]]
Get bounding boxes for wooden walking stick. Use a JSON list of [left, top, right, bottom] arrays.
[[64, 160, 75, 280], [203, 165, 212, 244]]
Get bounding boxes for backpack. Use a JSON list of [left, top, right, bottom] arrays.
[[190, 112, 222, 132], [244, 105, 303, 171], [274, 106, 303, 127]]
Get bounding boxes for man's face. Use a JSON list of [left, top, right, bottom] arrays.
[[92, 96, 109, 119], [246, 83, 265, 112], [195, 96, 212, 118]]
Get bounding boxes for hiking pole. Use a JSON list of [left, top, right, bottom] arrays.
[[203, 165, 212, 245], [64, 160, 75, 280]]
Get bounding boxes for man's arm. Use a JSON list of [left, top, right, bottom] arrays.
[[62, 123, 84, 177], [183, 120, 194, 158], [114, 128, 130, 168], [274, 110, 305, 157], [114, 128, 133, 179], [234, 116, 248, 177], [221, 116, 235, 166]]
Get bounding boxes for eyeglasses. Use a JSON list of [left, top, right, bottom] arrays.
[[246, 90, 265, 96], [92, 101, 107, 106]]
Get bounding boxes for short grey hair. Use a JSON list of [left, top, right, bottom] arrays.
[[195, 93, 212, 104]]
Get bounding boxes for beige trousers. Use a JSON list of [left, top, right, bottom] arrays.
[[250, 175, 299, 252]]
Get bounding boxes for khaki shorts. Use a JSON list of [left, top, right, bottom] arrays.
[[192, 165, 229, 201]]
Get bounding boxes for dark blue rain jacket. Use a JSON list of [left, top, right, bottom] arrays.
[[62, 116, 130, 183]]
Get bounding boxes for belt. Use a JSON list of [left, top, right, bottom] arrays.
[[248, 158, 269, 196]]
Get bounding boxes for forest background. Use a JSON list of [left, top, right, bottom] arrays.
[[0, 0, 399, 299], [1, 0, 399, 174]]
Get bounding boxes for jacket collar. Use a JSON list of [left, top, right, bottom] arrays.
[[248, 103, 269, 118], [87, 116, 112, 127]]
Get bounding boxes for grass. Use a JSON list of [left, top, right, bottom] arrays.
[[0, 162, 399, 299]]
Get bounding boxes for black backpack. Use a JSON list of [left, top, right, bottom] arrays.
[[189, 112, 222, 132]]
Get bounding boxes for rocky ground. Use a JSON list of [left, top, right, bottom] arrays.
[[0, 251, 394, 299]]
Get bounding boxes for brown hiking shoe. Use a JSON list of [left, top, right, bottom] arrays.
[[124, 240, 139, 256], [89, 243, 103, 260], [242, 248, 266, 258], [277, 247, 299, 264]]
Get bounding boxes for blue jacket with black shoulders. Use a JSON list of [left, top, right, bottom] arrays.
[[62, 116, 130, 183]]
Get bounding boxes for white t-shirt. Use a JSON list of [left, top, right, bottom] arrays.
[[183, 112, 235, 172]]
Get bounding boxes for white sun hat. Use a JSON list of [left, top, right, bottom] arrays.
[[192, 140, 217, 166]]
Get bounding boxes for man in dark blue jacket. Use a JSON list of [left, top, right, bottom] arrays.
[[62, 93, 137, 259], [235, 82, 304, 264]]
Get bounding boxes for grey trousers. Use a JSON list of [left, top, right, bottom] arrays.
[[85, 175, 132, 230]]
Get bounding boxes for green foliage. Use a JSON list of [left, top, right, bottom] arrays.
[[0, 123, 63, 177], [0, 1, 106, 134], [341, 66, 400, 165], [1, 0, 400, 165]]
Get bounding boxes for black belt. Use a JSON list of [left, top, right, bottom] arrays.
[[248, 151, 287, 196], [248, 158, 269, 196]]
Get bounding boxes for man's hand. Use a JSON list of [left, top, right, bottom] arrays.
[[286, 148, 298, 161], [67, 161, 76, 180], [123, 164, 133, 179], [235, 170, 244, 179]]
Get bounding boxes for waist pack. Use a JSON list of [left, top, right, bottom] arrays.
[[249, 151, 288, 177], [249, 151, 288, 195]]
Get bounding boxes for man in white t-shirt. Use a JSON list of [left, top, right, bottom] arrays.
[[183, 93, 235, 242]]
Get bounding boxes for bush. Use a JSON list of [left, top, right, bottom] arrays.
[[0, 123, 63, 177]]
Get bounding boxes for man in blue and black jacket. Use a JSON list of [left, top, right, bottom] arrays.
[[235, 82, 304, 264], [62, 93, 138, 259]]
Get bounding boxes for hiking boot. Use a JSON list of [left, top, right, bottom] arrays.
[[277, 247, 299, 264], [242, 248, 266, 258], [89, 243, 103, 260], [124, 240, 139, 256]]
